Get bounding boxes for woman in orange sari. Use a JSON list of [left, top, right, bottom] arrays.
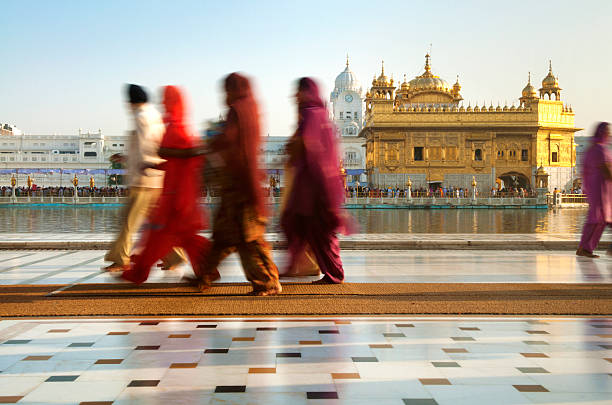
[[121, 86, 210, 284], [196, 73, 280, 296]]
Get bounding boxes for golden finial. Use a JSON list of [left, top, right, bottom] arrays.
[[455, 74, 460, 84], [346, 54, 349, 67], [403, 73, 407, 83], [424, 53, 431, 73], [549, 59, 553, 73], [381, 60, 385, 75], [528, 71, 531, 84]]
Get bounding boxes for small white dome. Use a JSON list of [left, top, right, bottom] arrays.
[[334, 65, 362, 95]]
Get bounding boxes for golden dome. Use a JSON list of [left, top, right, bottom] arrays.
[[453, 75, 461, 93], [376, 60, 389, 86], [408, 54, 452, 93], [536, 165, 548, 176], [400, 74, 409, 90], [542, 61, 559, 88], [522, 72, 537, 98]]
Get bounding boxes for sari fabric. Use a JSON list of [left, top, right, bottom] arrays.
[[199, 73, 279, 293], [281, 77, 345, 283], [122, 86, 210, 284], [579, 122, 612, 252]]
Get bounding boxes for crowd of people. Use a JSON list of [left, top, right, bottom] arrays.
[[0, 186, 128, 197], [102, 76, 348, 295], [344, 186, 539, 199]]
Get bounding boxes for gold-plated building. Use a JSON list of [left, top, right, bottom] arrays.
[[360, 56, 579, 192]]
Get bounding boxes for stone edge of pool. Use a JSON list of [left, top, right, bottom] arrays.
[[0, 239, 591, 250]]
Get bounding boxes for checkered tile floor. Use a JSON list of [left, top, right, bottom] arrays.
[[0, 317, 610, 404]]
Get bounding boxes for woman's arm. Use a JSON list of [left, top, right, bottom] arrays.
[[158, 146, 204, 158]]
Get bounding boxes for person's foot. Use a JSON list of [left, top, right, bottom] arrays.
[[102, 263, 129, 272], [192, 270, 221, 292], [576, 248, 600, 258], [312, 276, 342, 285], [157, 262, 183, 271], [248, 284, 282, 296]]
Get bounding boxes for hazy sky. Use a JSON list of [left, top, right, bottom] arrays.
[[1, 0, 610, 137]]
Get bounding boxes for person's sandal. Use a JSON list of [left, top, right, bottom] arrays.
[[576, 248, 599, 258], [102, 263, 129, 272]]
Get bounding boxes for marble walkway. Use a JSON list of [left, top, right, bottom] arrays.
[[1, 233, 611, 251], [0, 246, 610, 403], [0, 317, 610, 404], [0, 249, 611, 285]]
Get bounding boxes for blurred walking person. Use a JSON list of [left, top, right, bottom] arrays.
[[196, 73, 281, 296], [121, 86, 210, 284], [577, 122, 612, 258], [103, 84, 185, 273], [281, 77, 348, 284]]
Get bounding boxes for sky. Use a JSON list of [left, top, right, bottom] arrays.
[[1, 0, 610, 137]]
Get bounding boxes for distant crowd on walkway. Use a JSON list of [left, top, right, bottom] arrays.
[[345, 185, 540, 199], [0, 186, 128, 197]]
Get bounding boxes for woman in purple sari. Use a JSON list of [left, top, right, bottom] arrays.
[[577, 122, 612, 258], [281, 77, 347, 284]]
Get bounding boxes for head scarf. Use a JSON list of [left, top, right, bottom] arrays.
[[222, 73, 265, 216], [127, 84, 148, 104], [592, 122, 610, 144], [225, 73, 252, 105], [297, 77, 325, 109], [161, 85, 192, 149]]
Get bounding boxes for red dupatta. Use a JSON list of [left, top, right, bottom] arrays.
[[153, 85, 205, 229]]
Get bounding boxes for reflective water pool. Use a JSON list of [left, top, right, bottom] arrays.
[[0, 205, 589, 234]]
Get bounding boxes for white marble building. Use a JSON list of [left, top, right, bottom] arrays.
[[0, 129, 127, 187], [330, 58, 367, 186]]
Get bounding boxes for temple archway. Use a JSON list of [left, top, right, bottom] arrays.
[[499, 171, 530, 190]]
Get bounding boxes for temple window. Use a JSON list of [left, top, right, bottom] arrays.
[[551, 151, 558, 162], [414, 147, 424, 161], [339, 112, 343, 119], [474, 149, 483, 161], [521, 149, 528, 161]]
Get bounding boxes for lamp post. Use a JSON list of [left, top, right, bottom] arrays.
[[10, 175, 16, 200], [406, 177, 412, 201], [72, 174, 78, 201], [26, 175, 33, 200], [471, 176, 477, 203], [354, 181, 360, 198]]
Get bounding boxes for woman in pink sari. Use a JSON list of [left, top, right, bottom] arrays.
[[577, 122, 612, 258], [281, 77, 347, 284]]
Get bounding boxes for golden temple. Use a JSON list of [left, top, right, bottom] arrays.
[[360, 56, 579, 192]]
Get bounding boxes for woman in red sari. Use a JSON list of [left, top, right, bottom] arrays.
[[121, 86, 211, 284], [281, 77, 347, 284]]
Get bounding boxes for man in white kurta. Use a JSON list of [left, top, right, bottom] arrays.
[[103, 84, 185, 271]]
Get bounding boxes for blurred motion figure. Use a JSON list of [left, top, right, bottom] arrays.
[[281, 77, 347, 284], [196, 73, 281, 296], [577, 122, 612, 258], [103, 84, 185, 273], [121, 86, 210, 284]]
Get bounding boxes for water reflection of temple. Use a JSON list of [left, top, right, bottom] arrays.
[[360, 55, 580, 192]]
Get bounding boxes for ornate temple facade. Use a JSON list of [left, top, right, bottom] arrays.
[[360, 56, 579, 192]]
